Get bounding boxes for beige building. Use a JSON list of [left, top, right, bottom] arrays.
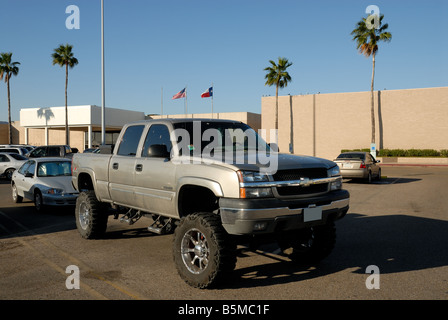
[[7, 106, 261, 152], [262, 87, 448, 160]]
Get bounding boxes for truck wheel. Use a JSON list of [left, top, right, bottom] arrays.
[[173, 212, 236, 288], [284, 221, 336, 265], [75, 191, 108, 239]]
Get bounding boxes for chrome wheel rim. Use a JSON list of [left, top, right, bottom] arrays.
[[78, 202, 90, 230], [181, 228, 210, 274]]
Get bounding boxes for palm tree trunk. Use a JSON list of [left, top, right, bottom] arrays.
[[65, 63, 69, 145], [370, 52, 376, 144], [275, 84, 279, 130], [7, 75, 12, 144]]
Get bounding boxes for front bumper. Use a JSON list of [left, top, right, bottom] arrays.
[[43, 193, 78, 206], [219, 189, 350, 235]]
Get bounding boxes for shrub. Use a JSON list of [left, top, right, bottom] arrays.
[[341, 148, 447, 157]]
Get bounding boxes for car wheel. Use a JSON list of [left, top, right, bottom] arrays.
[[5, 168, 14, 180], [11, 183, 23, 203], [377, 168, 382, 180], [173, 212, 236, 288], [34, 190, 46, 213], [75, 191, 108, 239], [367, 171, 372, 184]]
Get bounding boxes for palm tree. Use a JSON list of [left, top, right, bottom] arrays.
[[0, 53, 20, 144], [264, 57, 293, 131], [351, 14, 391, 145], [52, 44, 79, 145]]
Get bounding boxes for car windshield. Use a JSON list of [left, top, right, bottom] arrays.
[[37, 161, 72, 177], [337, 153, 366, 160]]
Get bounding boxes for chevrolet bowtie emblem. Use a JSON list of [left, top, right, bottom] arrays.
[[300, 177, 311, 187]]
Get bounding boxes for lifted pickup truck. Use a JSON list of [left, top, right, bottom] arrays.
[[72, 118, 349, 288]]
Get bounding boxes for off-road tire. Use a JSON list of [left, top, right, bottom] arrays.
[[283, 221, 336, 265], [173, 212, 236, 289], [75, 191, 108, 239]]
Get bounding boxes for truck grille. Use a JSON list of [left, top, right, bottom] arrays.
[[273, 168, 329, 196], [273, 168, 328, 181]]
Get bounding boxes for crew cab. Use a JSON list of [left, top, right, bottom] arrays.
[[72, 119, 350, 288]]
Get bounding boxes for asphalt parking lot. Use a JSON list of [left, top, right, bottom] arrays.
[[0, 166, 447, 301]]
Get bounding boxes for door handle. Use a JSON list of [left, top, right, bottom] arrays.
[[135, 164, 143, 172], [112, 163, 119, 170]]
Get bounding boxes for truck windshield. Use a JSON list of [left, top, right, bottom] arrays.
[[172, 121, 271, 154]]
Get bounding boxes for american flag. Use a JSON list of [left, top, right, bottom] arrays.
[[172, 88, 186, 100]]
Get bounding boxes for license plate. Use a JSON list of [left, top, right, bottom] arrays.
[[343, 162, 352, 169], [303, 206, 322, 222]]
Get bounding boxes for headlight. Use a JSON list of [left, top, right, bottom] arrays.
[[328, 165, 342, 190], [237, 171, 269, 182], [46, 188, 63, 195], [237, 171, 272, 198], [328, 165, 340, 177]]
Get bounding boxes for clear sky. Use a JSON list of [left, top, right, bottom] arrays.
[[1, 0, 447, 122]]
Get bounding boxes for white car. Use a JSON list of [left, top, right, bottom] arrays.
[[11, 158, 79, 212], [0, 153, 28, 180]]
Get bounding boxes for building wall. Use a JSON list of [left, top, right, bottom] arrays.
[[0, 123, 8, 144], [262, 87, 448, 160], [150, 112, 261, 131]]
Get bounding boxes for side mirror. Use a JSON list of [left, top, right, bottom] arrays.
[[268, 143, 279, 152], [146, 144, 170, 158], [376, 160, 381, 163], [25, 172, 34, 178]]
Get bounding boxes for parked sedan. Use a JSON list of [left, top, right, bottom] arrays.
[[11, 158, 79, 212], [334, 152, 381, 183], [0, 153, 28, 180]]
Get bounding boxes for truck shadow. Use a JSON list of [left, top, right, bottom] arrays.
[[223, 212, 448, 289]]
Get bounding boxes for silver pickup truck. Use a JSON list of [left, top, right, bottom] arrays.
[[72, 118, 349, 288]]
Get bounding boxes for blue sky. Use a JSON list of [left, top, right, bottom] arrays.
[[1, 0, 447, 122]]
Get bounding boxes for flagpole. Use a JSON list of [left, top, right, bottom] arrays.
[[185, 86, 188, 116], [161, 87, 163, 117], [101, 0, 106, 146], [211, 82, 214, 119]]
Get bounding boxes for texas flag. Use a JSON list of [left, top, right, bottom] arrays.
[[201, 87, 213, 98], [172, 88, 186, 100]]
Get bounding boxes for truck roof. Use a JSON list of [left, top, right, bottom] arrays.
[[128, 118, 243, 125]]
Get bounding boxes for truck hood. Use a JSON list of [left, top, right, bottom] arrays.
[[175, 152, 337, 174]]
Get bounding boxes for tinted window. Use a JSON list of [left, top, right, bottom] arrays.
[[337, 153, 365, 160], [47, 147, 61, 157], [142, 124, 172, 157], [2, 148, 19, 154], [26, 161, 36, 175], [9, 154, 27, 161], [117, 125, 144, 156], [30, 147, 47, 158]]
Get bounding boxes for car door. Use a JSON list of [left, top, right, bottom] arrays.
[[17, 160, 36, 200], [134, 123, 177, 217], [108, 124, 145, 207], [369, 154, 380, 177], [0, 154, 9, 175]]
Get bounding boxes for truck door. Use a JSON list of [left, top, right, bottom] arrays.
[[108, 125, 145, 207], [134, 123, 177, 217]]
